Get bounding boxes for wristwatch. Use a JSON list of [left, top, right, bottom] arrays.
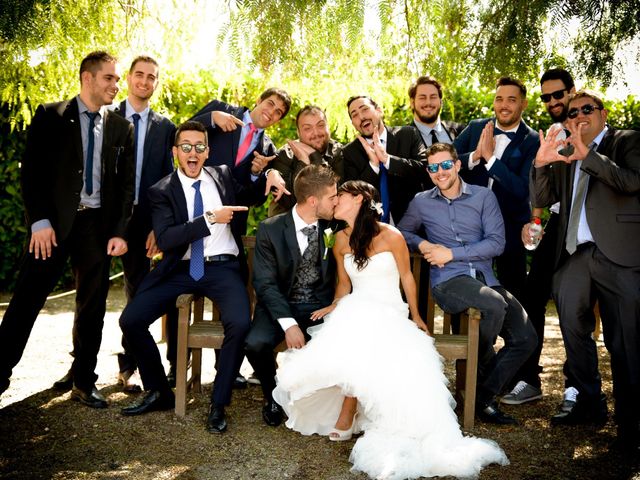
[[205, 210, 216, 224]]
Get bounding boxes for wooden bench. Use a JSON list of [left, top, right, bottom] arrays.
[[175, 237, 479, 430], [410, 255, 479, 430]]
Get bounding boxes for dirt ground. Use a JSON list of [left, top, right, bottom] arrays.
[[0, 287, 638, 480]]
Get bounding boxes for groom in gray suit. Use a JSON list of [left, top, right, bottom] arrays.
[[245, 165, 339, 427]]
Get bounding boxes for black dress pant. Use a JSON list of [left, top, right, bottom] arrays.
[[0, 209, 110, 391], [119, 259, 251, 406], [245, 302, 322, 402], [118, 206, 179, 374]]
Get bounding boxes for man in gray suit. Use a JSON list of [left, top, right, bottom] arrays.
[[245, 165, 339, 427], [531, 90, 640, 452]]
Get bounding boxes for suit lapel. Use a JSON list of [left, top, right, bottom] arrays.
[[205, 167, 230, 204], [143, 110, 160, 170], [169, 172, 189, 222], [284, 212, 302, 270], [318, 219, 331, 278], [384, 126, 397, 154], [63, 99, 84, 169]]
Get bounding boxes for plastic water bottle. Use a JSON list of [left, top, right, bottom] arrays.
[[525, 217, 543, 251]]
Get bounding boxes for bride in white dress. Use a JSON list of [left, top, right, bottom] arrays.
[[272, 181, 508, 479]]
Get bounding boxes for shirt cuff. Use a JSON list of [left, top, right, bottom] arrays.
[[277, 317, 298, 331], [250, 174, 260, 182], [485, 155, 497, 170], [468, 151, 481, 169], [31, 219, 52, 232]]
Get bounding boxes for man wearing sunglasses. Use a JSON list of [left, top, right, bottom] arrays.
[[399, 143, 536, 425], [119, 121, 266, 434], [454, 77, 539, 305], [531, 91, 640, 452], [502, 69, 583, 409]]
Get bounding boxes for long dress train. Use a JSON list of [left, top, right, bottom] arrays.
[[273, 252, 508, 479]]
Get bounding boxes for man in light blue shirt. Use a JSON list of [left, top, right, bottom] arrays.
[[399, 142, 536, 425]]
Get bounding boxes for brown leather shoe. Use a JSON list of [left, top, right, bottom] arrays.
[[117, 370, 142, 393], [71, 386, 108, 409]]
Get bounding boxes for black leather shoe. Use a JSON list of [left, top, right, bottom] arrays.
[[476, 401, 517, 425], [262, 400, 284, 427], [233, 375, 248, 389], [551, 393, 608, 426], [166, 366, 176, 389], [53, 371, 74, 391], [121, 390, 175, 416], [71, 386, 108, 409], [207, 404, 227, 433]]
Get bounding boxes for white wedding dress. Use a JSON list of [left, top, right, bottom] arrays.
[[272, 251, 509, 480]]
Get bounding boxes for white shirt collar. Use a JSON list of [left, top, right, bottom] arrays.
[[292, 204, 318, 232], [125, 98, 150, 122]]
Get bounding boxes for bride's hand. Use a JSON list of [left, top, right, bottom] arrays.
[[414, 316, 432, 336], [310, 304, 336, 321]]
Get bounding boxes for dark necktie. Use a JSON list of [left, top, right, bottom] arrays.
[[565, 143, 595, 254], [378, 163, 390, 223], [85, 111, 99, 195], [493, 128, 516, 140], [132, 113, 141, 201], [190, 181, 204, 280], [430, 129, 439, 146], [301, 225, 319, 263]]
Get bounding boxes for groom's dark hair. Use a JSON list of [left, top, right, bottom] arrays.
[[294, 165, 338, 203]]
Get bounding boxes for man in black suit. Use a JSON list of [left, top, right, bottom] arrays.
[[269, 105, 344, 216], [119, 121, 264, 434], [408, 76, 464, 147], [0, 51, 135, 408], [531, 90, 640, 451], [113, 55, 177, 390], [343, 95, 429, 225], [245, 165, 339, 426], [454, 77, 539, 302]]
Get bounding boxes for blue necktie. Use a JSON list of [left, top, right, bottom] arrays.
[[494, 128, 516, 140], [190, 181, 204, 281], [132, 113, 141, 201], [85, 111, 98, 195], [379, 163, 390, 223]]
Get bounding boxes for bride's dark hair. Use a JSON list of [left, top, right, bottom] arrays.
[[338, 180, 381, 270]]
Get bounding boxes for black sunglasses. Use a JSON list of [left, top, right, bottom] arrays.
[[567, 104, 602, 119], [539, 89, 567, 103], [177, 143, 207, 154], [426, 159, 455, 173]]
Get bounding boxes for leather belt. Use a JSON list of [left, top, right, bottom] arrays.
[[77, 204, 95, 212], [204, 254, 236, 263]]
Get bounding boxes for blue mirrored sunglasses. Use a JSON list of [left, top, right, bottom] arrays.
[[426, 159, 455, 173]]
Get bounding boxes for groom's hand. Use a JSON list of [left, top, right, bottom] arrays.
[[285, 325, 306, 349]]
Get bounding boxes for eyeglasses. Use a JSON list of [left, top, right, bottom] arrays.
[[177, 143, 207, 154], [426, 159, 455, 173], [567, 104, 602, 119], [539, 89, 567, 103]]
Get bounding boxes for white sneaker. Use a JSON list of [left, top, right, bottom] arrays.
[[500, 381, 543, 405], [560, 386, 579, 412]]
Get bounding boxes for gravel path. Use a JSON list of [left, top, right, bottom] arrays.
[[0, 288, 638, 479]]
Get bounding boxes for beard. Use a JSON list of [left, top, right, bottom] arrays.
[[548, 104, 568, 123], [415, 107, 441, 125]]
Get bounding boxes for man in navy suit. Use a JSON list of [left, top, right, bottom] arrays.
[[0, 51, 135, 408], [114, 55, 177, 390], [119, 121, 264, 434], [454, 77, 539, 301]]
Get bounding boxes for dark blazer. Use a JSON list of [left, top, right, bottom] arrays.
[[343, 125, 430, 222], [454, 118, 539, 227], [115, 101, 176, 234], [530, 127, 640, 268], [142, 166, 266, 290], [252, 211, 337, 326], [411, 119, 465, 148], [269, 139, 344, 215], [20, 97, 135, 241], [191, 100, 276, 188]]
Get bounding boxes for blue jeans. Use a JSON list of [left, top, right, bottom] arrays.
[[432, 275, 537, 405]]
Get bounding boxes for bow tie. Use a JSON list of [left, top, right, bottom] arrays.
[[494, 128, 516, 140]]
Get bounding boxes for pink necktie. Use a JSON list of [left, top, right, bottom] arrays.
[[235, 123, 257, 166]]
